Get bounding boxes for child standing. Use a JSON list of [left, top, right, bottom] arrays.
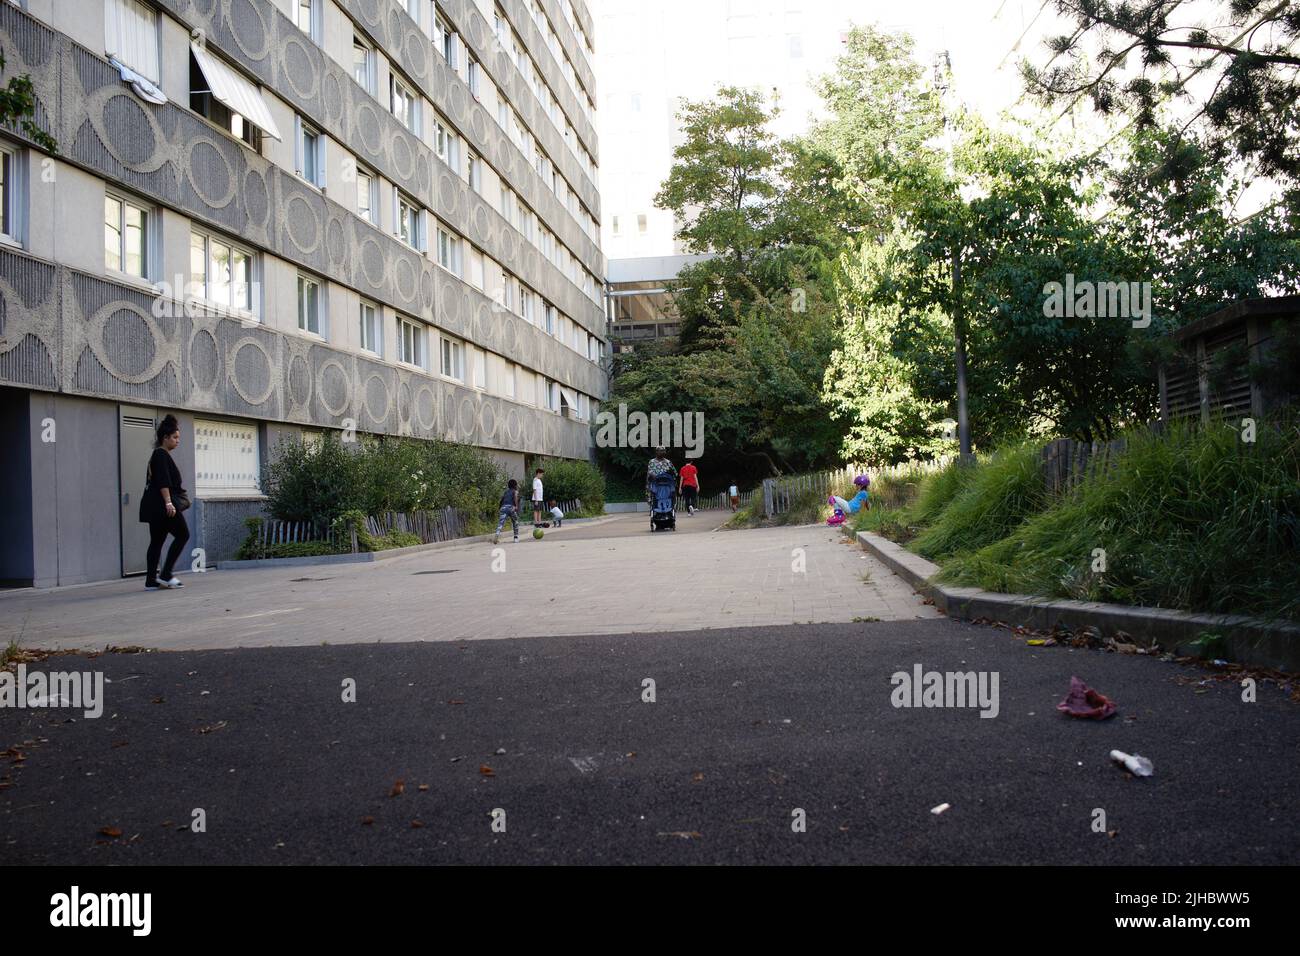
[[548, 499, 564, 528], [728, 481, 739, 512], [531, 468, 545, 526], [493, 478, 521, 544]]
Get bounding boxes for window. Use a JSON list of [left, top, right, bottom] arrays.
[[440, 336, 464, 380], [473, 349, 485, 389], [190, 228, 254, 314], [190, 49, 273, 149], [356, 165, 377, 225], [297, 274, 322, 334], [499, 185, 515, 227], [504, 361, 516, 398], [359, 300, 380, 353], [467, 56, 480, 96], [293, 0, 320, 43], [295, 116, 323, 186], [466, 150, 481, 192], [193, 419, 260, 496], [520, 288, 534, 323], [0, 147, 15, 243], [105, 0, 160, 83], [353, 36, 376, 95], [788, 34, 803, 58], [469, 247, 485, 289], [435, 17, 457, 68], [434, 118, 459, 172], [611, 215, 620, 237], [637, 213, 647, 235], [499, 268, 514, 312], [545, 379, 558, 412], [398, 317, 424, 367], [396, 192, 423, 249], [543, 302, 555, 335], [436, 226, 461, 274], [104, 193, 149, 278], [391, 76, 420, 134]]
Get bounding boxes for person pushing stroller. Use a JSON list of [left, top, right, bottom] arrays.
[[646, 448, 678, 532]]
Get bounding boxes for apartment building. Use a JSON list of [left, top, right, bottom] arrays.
[[0, 0, 605, 586]]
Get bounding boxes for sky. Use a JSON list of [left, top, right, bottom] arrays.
[[591, 0, 1281, 259]]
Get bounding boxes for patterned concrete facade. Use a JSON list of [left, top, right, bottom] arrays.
[[0, 0, 605, 585]]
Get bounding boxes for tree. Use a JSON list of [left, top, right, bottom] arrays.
[[0, 50, 57, 153], [1022, 1, 1300, 188]]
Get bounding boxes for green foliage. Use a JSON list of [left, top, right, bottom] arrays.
[[940, 419, 1300, 622], [0, 50, 57, 153], [911, 445, 1045, 560], [909, 459, 979, 526], [235, 519, 343, 561], [261, 434, 505, 532], [535, 457, 605, 514]]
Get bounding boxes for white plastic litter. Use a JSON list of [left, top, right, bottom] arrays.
[[930, 803, 951, 815], [1109, 749, 1154, 777]]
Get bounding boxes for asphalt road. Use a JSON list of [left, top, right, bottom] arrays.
[[3, 618, 1296, 865]]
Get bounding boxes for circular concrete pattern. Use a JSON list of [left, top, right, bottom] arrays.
[[438, 170, 456, 211], [458, 395, 477, 440], [357, 0, 381, 25], [499, 231, 517, 268], [102, 94, 156, 166], [359, 237, 385, 289], [415, 384, 437, 430], [354, 102, 384, 157], [478, 399, 497, 442], [289, 353, 311, 406], [285, 193, 321, 254], [102, 307, 155, 378], [473, 302, 491, 343], [231, 339, 274, 406], [506, 406, 522, 446], [319, 360, 350, 416], [186, 139, 236, 209], [470, 204, 489, 243], [404, 31, 425, 77], [392, 255, 417, 305], [228, 0, 271, 59], [364, 373, 390, 425], [243, 168, 270, 228], [323, 71, 344, 126], [468, 107, 486, 145], [439, 282, 460, 329], [281, 35, 320, 102], [503, 314, 518, 354], [391, 131, 415, 183], [420, 268, 435, 313], [325, 216, 347, 272], [398, 380, 412, 423], [189, 328, 220, 390], [449, 82, 465, 121]]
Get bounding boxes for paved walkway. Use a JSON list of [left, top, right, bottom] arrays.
[[0, 513, 938, 651]]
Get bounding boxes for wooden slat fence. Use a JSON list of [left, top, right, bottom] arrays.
[[1040, 439, 1128, 495]]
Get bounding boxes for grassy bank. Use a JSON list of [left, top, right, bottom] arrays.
[[852, 420, 1300, 623]]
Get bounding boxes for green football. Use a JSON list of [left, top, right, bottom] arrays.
[[533, 528, 544, 539]]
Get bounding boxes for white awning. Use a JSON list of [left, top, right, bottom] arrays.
[[190, 43, 281, 141], [560, 386, 578, 410]]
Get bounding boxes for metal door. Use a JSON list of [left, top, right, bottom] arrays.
[[119, 405, 157, 575]]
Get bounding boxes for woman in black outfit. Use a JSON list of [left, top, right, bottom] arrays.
[[140, 414, 190, 590]]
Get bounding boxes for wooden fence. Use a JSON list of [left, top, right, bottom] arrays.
[[364, 507, 466, 545], [1040, 439, 1128, 495], [760, 460, 952, 517]]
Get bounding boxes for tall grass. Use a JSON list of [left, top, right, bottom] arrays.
[[939, 419, 1300, 622], [910, 444, 1046, 560]]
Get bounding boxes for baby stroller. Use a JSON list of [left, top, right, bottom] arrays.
[[648, 474, 677, 532]]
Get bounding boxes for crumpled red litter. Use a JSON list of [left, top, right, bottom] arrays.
[[1057, 676, 1117, 719]]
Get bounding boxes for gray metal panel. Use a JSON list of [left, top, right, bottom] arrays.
[[118, 403, 157, 575]]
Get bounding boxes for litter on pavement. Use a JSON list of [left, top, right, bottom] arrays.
[[1057, 676, 1118, 719], [1109, 750, 1155, 777]]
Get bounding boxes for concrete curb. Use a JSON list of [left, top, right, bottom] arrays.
[[216, 515, 625, 570], [851, 529, 1300, 672]]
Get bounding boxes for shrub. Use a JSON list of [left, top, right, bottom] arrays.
[[536, 457, 605, 514], [262, 436, 368, 534], [941, 418, 1300, 621], [911, 444, 1045, 560]]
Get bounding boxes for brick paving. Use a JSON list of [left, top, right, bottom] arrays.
[[0, 514, 938, 651]]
